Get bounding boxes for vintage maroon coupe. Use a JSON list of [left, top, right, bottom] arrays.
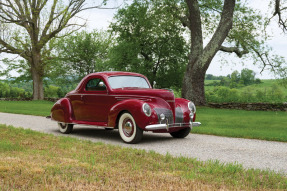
[[50, 71, 200, 143]]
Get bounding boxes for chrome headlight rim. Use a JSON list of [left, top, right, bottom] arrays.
[[142, 103, 152, 117], [188, 101, 196, 114]]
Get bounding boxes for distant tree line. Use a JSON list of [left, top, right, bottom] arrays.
[[205, 68, 262, 88]]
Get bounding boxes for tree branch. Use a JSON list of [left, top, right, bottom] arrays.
[[185, 0, 203, 53], [201, 0, 236, 70], [272, 0, 287, 32], [0, 38, 30, 60], [219, 46, 249, 58]]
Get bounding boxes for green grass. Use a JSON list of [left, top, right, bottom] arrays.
[[0, 100, 54, 116], [0, 124, 286, 190], [194, 107, 287, 142]]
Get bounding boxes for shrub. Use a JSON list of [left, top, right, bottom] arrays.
[[0, 82, 30, 98], [268, 84, 284, 101], [255, 89, 265, 101], [44, 85, 60, 98]]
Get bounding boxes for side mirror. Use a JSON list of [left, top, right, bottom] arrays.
[[99, 81, 105, 87]]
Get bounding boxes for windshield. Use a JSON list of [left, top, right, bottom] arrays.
[[108, 76, 150, 89]]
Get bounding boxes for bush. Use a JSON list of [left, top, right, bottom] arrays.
[[44, 85, 60, 98], [269, 84, 284, 101], [255, 89, 265, 101], [206, 86, 240, 103], [0, 82, 30, 98]]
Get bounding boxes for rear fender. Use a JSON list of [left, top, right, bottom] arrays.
[[51, 98, 74, 123], [108, 99, 158, 129]]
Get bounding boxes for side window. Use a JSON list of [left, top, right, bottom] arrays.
[[85, 78, 107, 91]]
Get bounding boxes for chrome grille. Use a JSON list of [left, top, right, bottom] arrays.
[[154, 108, 173, 124], [175, 107, 184, 123]]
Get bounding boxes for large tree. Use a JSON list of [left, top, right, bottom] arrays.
[[50, 30, 114, 82], [110, 0, 285, 104], [180, 0, 285, 105], [0, 0, 106, 100], [109, 0, 188, 88]]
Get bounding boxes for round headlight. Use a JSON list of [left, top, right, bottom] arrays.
[[142, 103, 151, 117], [188, 102, 196, 113]]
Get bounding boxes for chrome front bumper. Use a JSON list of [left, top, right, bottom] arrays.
[[145, 122, 201, 131]]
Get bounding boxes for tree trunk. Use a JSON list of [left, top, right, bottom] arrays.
[[182, 0, 236, 106], [31, 51, 44, 100], [182, 59, 208, 105], [31, 67, 44, 100]]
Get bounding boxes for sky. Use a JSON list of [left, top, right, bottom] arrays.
[[1, 0, 286, 80]]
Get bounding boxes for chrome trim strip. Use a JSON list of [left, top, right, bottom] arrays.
[[145, 124, 167, 130], [192, 122, 201, 127], [145, 122, 201, 130]]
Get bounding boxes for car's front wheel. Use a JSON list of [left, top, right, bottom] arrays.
[[170, 127, 191, 138], [118, 112, 143, 144], [58, 122, 73, 134]]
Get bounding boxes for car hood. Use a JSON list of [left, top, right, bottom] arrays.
[[111, 88, 175, 103]]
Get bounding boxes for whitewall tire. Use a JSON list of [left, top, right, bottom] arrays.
[[118, 112, 143, 144], [58, 122, 73, 134]]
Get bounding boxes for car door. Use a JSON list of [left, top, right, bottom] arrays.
[[82, 77, 115, 122], [75, 77, 109, 122]]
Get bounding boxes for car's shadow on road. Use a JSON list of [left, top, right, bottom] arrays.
[[52, 126, 176, 144]]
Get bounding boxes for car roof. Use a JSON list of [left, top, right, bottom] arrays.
[[74, 71, 150, 91], [86, 71, 145, 78]]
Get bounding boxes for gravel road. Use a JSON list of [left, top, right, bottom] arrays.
[[1, 112, 286, 174]]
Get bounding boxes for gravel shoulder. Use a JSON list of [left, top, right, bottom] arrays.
[[1, 112, 286, 174]]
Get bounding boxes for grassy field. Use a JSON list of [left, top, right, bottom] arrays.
[[1, 100, 287, 142], [0, 124, 286, 190], [194, 107, 287, 142], [0, 100, 53, 116]]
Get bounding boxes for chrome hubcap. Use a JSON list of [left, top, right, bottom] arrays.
[[122, 119, 134, 137]]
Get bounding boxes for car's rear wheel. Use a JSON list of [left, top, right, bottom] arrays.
[[118, 112, 143, 144], [58, 122, 73, 134], [170, 127, 191, 138]]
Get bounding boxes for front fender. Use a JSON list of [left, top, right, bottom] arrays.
[[51, 98, 74, 123], [108, 99, 158, 129], [175, 98, 196, 122]]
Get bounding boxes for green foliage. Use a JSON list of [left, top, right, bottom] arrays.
[[109, 0, 188, 88], [206, 69, 261, 89], [205, 79, 286, 103], [269, 84, 284, 100], [206, 87, 241, 103], [240, 68, 256, 86], [205, 74, 225, 80], [44, 85, 60, 98], [35, 30, 115, 97], [0, 81, 31, 98], [50, 30, 114, 82]]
